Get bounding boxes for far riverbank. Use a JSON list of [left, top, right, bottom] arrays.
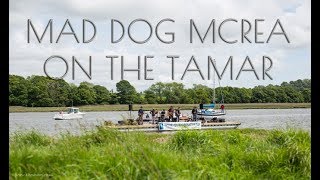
[[9, 103, 311, 113]]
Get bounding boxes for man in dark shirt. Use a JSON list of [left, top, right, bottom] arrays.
[[138, 106, 144, 125], [160, 109, 166, 122], [175, 107, 181, 122], [150, 108, 156, 124], [191, 106, 197, 121], [168, 106, 174, 122]]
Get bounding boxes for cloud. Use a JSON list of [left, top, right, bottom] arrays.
[[9, 0, 310, 91]]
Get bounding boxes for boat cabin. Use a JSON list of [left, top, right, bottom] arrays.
[[67, 107, 80, 114]]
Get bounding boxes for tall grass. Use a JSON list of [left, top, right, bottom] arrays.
[[9, 128, 310, 179]]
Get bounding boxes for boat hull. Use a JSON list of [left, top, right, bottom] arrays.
[[197, 112, 226, 116], [53, 113, 85, 120]]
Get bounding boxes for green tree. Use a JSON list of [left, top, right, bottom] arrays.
[[134, 92, 147, 104], [190, 84, 212, 104], [108, 90, 119, 104], [116, 80, 138, 104], [251, 86, 267, 103], [274, 86, 289, 103], [8, 73, 311, 106], [146, 82, 166, 103], [68, 84, 80, 106], [9, 75, 30, 106], [262, 85, 277, 103], [283, 86, 304, 103], [93, 85, 110, 104], [26, 75, 53, 107], [239, 88, 252, 103], [47, 79, 70, 106], [301, 88, 311, 102], [162, 82, 187, 104], [144, 89, 157, 104], [76, 82, 97, 105], [222, 87, 241, 103]]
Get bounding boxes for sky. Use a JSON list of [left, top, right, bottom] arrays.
[[9, 0, 310, 92]]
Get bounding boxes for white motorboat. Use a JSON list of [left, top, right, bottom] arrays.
[[197, 107, 226, 122], [197, 104, 226, 117], [53, 107, 85, 120]]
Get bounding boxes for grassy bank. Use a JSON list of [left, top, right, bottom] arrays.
[[10, 128, 310, 179], [9, 103, 311, 112]]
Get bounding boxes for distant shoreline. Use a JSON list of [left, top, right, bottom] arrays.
[[9, 103, 311, 113]]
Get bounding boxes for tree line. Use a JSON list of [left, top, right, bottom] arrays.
[[9, 74, 311, 107]]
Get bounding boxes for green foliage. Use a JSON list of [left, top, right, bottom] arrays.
[[108, 91, 120, 104], [9, 128, 311, 179], [144, 90, 158, 104], [10, 131, 51, 147], [47, 79, 71, 106], [76, 82, 97, 105], [93, 85, 111, 104], [189, 84, 212, 103], [116, 80, 139, 104], [9, 74, 311, 106], [170, 130, 209, 150], [9, 75, 30, 106], [144, 82, 166, 103]]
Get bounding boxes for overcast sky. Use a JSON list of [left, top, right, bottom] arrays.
[[9, 0, 310, 92]]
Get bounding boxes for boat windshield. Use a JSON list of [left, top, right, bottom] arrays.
[[203, 103, 215, 109], [67, 108, 79, 114]]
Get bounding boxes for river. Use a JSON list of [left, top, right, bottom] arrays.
[[9, 108, 311, 136]]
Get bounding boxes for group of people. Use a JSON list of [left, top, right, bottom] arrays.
[[165, 106, 181, 122], [138, 106, 182, 124], [137, 105, 226, 124]]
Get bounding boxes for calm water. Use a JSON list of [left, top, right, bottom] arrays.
[[9, 109, 311, 136]]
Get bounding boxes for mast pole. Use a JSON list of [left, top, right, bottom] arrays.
[[213, 60, 216, 103]]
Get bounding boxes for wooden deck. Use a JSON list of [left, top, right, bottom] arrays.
[[108, 121, 241, 132]]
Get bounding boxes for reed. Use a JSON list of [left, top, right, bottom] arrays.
[[9, 128, 310, 179]]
